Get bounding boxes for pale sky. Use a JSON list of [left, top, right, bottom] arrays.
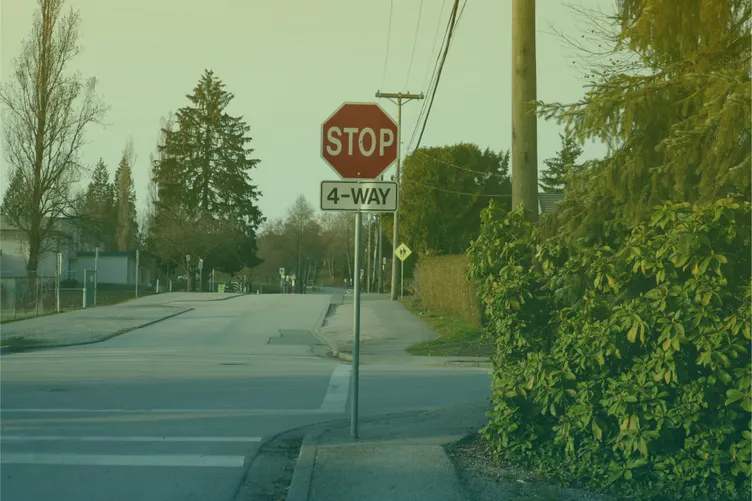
[[1, 0, 611, 222]]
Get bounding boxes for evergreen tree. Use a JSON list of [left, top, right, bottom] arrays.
[[539, 131, 583, 193], [537, 0, 750, 243], [82, 158, 116, 249], [152, 70, 264, 274], [114, 141, 138, 252]]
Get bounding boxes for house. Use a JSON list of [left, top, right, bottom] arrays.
[[0, 215, 149, 285], [70, 251, 150, 286], [538, 192, 565, 215], [0, 214, 86, 278]]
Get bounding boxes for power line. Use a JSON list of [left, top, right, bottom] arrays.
[[415, 149, 508, 179], [414, 0, 466, 152], [381, 0, 394, 89], [407, 3, 453, 153], [421, 0, 447, 93], [402, 177, 512, 198], [404, 0, 425, 90]]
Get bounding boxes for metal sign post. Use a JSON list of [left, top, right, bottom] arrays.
[[320, 101, 398, 441], [56, 252, 62, 312], [351, 211, 362, 439], [94, 247, 99, 306], [135, 249, 140, 297]]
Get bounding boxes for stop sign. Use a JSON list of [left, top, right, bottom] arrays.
[[321, 103, 398, 179]]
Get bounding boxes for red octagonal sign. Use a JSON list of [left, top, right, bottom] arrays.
[[321, 102, 398, 179]]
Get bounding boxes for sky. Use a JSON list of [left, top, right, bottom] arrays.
[[1, 0, 613, 223]]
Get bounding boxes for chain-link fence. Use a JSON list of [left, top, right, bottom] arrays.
[[0, 276, 59, 322]]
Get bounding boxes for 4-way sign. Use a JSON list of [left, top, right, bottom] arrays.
[[320, 180, 397, 212]]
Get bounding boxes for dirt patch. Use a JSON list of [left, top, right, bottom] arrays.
[[447, 434, 616, 501], [234, 432, 304, 501]]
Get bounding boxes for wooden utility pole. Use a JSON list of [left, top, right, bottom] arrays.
[[512, 0, 539, 219], [375, 91, 424, 300]]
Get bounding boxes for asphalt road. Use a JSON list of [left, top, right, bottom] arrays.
[[0, 293, 490, 501]]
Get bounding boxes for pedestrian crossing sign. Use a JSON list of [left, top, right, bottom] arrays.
[[395, 243, 412, 262]]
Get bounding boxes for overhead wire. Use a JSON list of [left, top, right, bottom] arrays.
[[413, 0, 466, 152], [402, 177, 512, 198], [406, 4, 453, 154], [421, 0, 447, 93], [380, 0, 394, 90], [404, 0, 425, 90], [399, 1, 513, 197], [415, 150, 509, 179]]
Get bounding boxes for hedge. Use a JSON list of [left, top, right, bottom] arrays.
[[467, 196, 751, 500], [413, 254, 482, 326]]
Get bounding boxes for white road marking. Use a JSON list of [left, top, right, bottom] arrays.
[[1, 435, 261, 443], [0, 453, 245, 467], [319, 364, 351, 413]]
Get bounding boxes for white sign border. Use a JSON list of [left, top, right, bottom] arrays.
[[320, 180, 399, 213], [320, 101, 398, 181]]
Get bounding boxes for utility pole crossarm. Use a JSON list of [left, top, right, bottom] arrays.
[[375, 91, 425, 100]]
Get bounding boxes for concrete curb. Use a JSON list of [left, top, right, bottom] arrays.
[[285, 426, 328, 501], [0, 307, 194, 355], [284, 407, 463, 501]]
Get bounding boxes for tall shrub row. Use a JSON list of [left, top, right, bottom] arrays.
[[467, 196, 751, 500]]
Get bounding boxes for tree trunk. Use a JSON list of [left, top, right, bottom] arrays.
[[26, 225, 42, 275]]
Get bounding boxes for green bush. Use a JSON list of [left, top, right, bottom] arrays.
[[468, 196, 751, 500], [413, 254, 482, 326]]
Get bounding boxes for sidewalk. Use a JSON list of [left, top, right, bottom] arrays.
[[315, 294, 490, 368], [0, 300, 193, 352], [288, 403, 489, 501]]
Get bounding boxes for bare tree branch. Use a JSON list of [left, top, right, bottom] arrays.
[[0, 0, 107, 274]]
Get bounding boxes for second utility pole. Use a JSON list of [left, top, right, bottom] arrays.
[[375, 90, 424, 301], [512, 0, 539, 219]]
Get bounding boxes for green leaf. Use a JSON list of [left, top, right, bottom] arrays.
[[725, 389, 744, 405], [592, 420, 603, 441], [627, 324, 638, 343], [606, 274, 616, 289], [699, 257, 711, 275], [638, 437, 648, 457]]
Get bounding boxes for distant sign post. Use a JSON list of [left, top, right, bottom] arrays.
[[395, 243, 412, 299], [321, 102, 398, 440]]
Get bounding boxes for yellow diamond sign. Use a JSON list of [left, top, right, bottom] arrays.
[[395, 243, 412, 262]]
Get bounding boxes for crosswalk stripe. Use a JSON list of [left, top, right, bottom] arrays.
[[0, 453, 245, 467], [1, 435, 261, 443]]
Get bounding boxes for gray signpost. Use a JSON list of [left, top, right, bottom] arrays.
[[320, 102, 398, 439]]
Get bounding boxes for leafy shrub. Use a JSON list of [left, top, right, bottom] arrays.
[[414, 254, 481, 326], [468, 196, 751, 500]]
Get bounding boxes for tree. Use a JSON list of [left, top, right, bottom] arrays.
[[114, 138, 138, 251], [539, 130, 583, 193], [151, 71, 264, 285], [0, 0, 107, 274], [538, 0, 750, 243], [283, 196, 325, 291], [80, 158, 115, 249], [387, 143, 511, 255]]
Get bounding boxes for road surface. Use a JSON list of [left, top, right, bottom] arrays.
[[0, 293, 490, 501]]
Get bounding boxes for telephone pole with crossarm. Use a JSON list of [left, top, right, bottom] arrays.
[[374, 91, 424, 300]]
